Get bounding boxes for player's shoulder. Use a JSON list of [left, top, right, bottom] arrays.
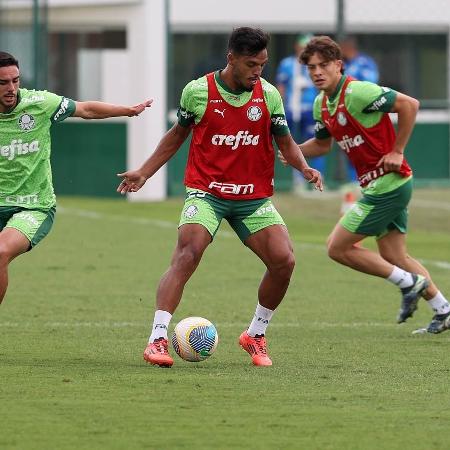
[[183, 75, 208, 95], [260, 78, 281, 97], [313, 91, 325, 117], [19, 88, 55, 106], [346, 80, 382, 98]]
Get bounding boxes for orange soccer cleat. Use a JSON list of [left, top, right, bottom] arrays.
[[143, 337, 174, 368], [238, 331, 272, 366]]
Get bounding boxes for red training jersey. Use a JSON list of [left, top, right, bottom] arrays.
[[321, 76, 412, 187], [184, 72, 275, 199]]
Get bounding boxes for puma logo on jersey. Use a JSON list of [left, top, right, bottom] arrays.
[[214, 108, 226, 118]]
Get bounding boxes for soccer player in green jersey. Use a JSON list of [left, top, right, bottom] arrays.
[[0, 51, 152, 305], [286, 36, 450, 334], [118, 27, 323, 367]]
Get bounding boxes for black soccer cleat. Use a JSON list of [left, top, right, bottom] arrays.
[[427, 312, 450, 334], [397, 274, 429, 324]]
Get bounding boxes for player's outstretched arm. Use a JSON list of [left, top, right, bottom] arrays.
[[278, 136, 331, 167], [117, 123, 191, 194], [73, 99, 153, 119], [275, 133, 324, 191]]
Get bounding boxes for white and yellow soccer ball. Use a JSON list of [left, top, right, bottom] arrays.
[[171, 317, 218, 362]]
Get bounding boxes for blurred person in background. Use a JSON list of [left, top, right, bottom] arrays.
[[0, 51, 152, 306], [276, 34, 325, 193], [281, 36, 450, 334], [117, 27, 322, 368]]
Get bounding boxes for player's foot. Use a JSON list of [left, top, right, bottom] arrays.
[[427, 312, 450, 334], [397, 274, 429, 323], [143, 337, 174, 367], [238, 331, 272, 366]]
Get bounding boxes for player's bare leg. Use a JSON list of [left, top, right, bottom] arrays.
[[0, 228, 30, 304], [143, 224, 211, 367], [327, 223, 393, 277], [245, 224, 295, 311], [377, 230, 437, 298], [156, 223, 211, 313], [238, 225, 295, 366]]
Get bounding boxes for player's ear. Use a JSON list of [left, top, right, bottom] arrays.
[[227, 51, 235, 66]]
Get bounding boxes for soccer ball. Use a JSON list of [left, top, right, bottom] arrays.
[[171, 317, 218, 362]]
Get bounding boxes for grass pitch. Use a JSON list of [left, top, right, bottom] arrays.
[[1, 188, 450, 450]]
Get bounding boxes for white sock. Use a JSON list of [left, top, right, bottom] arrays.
[[386, 266, 414, 288], [426, 292, 450, 315], [247, 303, 275, 337], [149, 310, 172, 342]]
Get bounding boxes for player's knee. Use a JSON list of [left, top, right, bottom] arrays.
[[175, 245, 203, 271], [0, 244, 13, 264], [283, 252, 296, 276], [327, 241, 345, 263], [271, 251, 295, 280]]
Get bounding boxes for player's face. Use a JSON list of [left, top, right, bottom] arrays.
[[0, 65, 20, 113], [228, 49, 268, 92], [306, 53, 343, 95]]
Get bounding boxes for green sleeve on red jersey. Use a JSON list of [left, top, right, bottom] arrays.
[[260, 79, 289, 136], [345, 81, 397, 127], [362, 86, 397, 113], [177, 76, 208, 128], [313, 93, 331, 140]]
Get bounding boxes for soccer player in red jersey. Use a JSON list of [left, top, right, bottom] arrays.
[[117, 27, 323, 367], [290, 36, 450, 334]]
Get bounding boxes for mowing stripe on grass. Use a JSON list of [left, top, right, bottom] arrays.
[[58, 206, 450, 271]]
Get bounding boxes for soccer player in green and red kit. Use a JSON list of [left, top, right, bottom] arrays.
[[0, 51, 152, 306], [292, 36, 450, 334], [117, 27, 323, 367]]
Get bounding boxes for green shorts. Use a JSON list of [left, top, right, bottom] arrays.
[[179, 189, 286, 242], [0, 206, 56, 248], [340, 178, 412, 238]]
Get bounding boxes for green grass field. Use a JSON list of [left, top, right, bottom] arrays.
[[1, 188, 450, 450]]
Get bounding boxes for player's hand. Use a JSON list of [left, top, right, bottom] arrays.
[[277, 150, 288, 166], [128, 99, 153, 117], [302, 167, 324, 192], [376, 151, 403, 172], [117, 170, 147, 194]]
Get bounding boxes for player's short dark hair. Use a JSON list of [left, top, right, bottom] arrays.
[[300, 35, 342, 65], [0, 51, 19, 69], [228, 27, 270, 56]]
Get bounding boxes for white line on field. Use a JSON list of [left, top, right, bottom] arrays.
[[58, 207, 450, 271]]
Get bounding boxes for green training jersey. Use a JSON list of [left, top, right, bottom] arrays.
[[0, 88, 76, 209], [177, 71, 289, 136]]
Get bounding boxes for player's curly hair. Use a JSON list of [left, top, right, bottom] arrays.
[[0, 51, 19, 68], [300, 36, 344, 73], [228, 27, 270, 56]]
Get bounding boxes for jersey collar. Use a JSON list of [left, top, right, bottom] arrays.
[[214, 70, 247, 96], [328, 75, 347, 102]]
